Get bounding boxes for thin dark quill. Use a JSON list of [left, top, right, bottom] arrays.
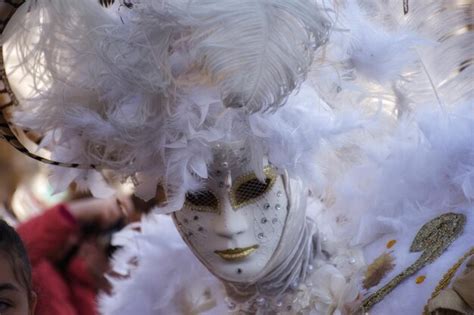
[[99, 0, 133, 9], [99, 0, 115, 7]]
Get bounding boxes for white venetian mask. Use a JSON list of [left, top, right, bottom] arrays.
[[173, 153, 290, 283]]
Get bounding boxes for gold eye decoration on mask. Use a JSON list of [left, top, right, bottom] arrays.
[[231, 166, 277, 209], [185, 190, 220, 213]]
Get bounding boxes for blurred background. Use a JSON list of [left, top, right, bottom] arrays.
[[0, 140, 61, 225]]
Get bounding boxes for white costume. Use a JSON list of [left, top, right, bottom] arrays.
[[0, 0, 472, 314]]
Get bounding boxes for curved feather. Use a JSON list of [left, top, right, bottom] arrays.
[[184, 0, 330, 112]]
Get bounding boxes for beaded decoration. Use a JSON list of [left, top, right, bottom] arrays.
[[423, 246, 474, 314], [360, 212, 466, 312]]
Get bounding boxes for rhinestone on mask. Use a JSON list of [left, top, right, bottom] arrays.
[[261, 218, 268, 224], [277, 191, 283, 197], [258, 233, 265, 240], [263, 203, 270, 210], [275, 204, 281, 210], [272, 218, 278, 224]]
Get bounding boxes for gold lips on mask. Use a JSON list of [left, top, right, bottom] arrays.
[[214, 245, 259, 261]]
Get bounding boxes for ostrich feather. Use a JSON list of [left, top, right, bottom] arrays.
[[182, 0, 330, 112]]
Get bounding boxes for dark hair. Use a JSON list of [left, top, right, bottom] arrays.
[[0, 220, 33, 297], [57, 217, 125, 271]]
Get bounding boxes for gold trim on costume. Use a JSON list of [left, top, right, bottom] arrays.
[[360, 213, 466, 312], [423, 247, 474, 314]]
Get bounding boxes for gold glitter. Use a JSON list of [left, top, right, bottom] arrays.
[[423, 247, 474, 314], [214, 245, 259, 261], [360, 213, 466, 312], [230, 166, 277, 209], [184, 190, 220, 214], [416, 275, 426, 284], [386, 239, 397, 249]]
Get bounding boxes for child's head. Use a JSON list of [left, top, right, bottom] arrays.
[[0, 220, 36, 315]]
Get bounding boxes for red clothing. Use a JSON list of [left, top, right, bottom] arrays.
[[17, 205, 98, 315]]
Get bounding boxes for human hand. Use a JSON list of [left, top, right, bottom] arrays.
[[67, 196, 133, 229]]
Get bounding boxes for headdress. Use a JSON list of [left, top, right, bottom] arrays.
[[2, 0, 471, 210], [0, 0, 350, 211]]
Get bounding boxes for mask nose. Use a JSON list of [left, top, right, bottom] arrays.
[[212, 197, 249, 239]]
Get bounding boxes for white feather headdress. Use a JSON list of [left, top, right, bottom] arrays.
[[2, 0, 339, 209], [1, 0, 472, 213]]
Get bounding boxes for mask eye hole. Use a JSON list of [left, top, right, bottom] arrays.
[[185, 190, 219, 213], [232, 166, 277, 208]]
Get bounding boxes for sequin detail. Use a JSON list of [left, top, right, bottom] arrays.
[[360, 212, 466, 312], [423, 247, 474, 314], [416, 275, 426, 284]]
